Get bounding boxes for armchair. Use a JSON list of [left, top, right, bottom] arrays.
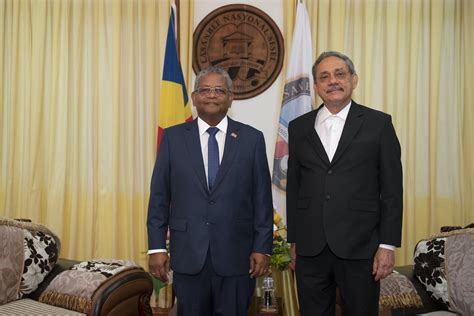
[[0, 218, 153, 315]]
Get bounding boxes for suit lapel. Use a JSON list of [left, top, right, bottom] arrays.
[[305, 106, 331, 164], [331, 102, 364, 164], [184, 120, 208, 192], [211, 118, 240, 192]]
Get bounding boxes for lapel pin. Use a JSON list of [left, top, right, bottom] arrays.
[[231, 132, 238, 138]]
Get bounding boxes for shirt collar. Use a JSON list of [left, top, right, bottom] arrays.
[[197, 116, 228, 136], [317, 101, 352, 125]]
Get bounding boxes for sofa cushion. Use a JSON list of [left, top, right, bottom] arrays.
[[0, 298, 85, 315], [414, 228, 474, 315], [0, 218, 60, 305], [0, 223, 25, 304], [414, 235, 448, 309], [444, 229, 474, 315], [22, 229, 60, 294]]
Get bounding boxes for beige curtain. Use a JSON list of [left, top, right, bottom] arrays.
[[0, 0, 193, 269], [302, 0, 474, 266]]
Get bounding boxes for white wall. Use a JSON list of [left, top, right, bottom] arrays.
[[193, 0, 285, 171]]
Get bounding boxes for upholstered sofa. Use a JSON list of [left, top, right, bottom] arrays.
[[0, 218, 153, 315], [381, 225, 474, 316], [388, 265, 457, 316]]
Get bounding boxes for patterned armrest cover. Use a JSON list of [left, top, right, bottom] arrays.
[[39, 259, 152, 315]]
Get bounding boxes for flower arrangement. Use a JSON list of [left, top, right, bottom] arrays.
[[270, 210, 291, 271]]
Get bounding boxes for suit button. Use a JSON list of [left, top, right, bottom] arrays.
[[328, 170, 333, 174], [209, 200, 215, 205], [325, 194, 331, 200], [206, 222, 210, 226]]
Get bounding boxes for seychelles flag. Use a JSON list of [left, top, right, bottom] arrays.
[[157, 4, 192, 151]]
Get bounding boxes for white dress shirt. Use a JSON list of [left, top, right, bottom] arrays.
[[315, 103, 351, 162], [148, 116, 228, 255], [197, 116, 227, 185], [314, 102, 395, 251]]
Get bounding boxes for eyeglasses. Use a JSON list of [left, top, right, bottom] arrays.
[[195, 87, 230, 96], [318, 71, 350, 83]]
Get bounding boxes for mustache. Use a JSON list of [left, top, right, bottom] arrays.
[[326, 85, 343, 93]]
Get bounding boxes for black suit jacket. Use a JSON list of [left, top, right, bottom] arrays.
[[286, 101, 403, 259], [147, 117, 273, 276]]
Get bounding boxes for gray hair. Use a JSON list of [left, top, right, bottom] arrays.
[[194, 66, 233, 92], [312, 51, 356, 81]]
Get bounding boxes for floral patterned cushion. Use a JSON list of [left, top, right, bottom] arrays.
[[414, 227, 474, 315], [21, 229, 59, 295], [414, 236, 449, 309]]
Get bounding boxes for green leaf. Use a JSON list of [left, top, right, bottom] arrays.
[[151, 274, 167, 297]]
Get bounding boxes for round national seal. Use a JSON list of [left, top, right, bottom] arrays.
[[193, 4, 284, 100]]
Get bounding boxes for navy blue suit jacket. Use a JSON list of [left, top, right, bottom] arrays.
[[147, 117, 273, 276]]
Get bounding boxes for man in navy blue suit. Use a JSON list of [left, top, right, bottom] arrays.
[[147, 66, 273, 316]]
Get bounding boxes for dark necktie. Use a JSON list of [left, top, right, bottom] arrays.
[[207, 127, 219, 190]]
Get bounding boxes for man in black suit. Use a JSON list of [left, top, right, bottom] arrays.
[[287, 51, 403, 316], [147, 66, 273, 316]]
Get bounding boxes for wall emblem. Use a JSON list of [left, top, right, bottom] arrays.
[[193, 4, 284, 100]]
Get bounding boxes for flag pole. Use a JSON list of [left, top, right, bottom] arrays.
[[175, 0, 180, 55]]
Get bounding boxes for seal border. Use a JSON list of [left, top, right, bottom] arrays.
[[193, 4, 285, 100]]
